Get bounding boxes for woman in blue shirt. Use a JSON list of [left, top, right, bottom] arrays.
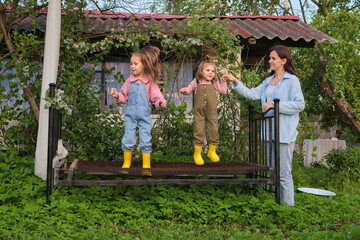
[[223, 45, 305, 206]]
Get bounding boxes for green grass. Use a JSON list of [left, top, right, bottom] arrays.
[[0, 149, 359, 239]]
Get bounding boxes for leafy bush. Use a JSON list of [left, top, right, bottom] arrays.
[[1, 113, 38, 155], [217, 93, 249, 162], [64, 111, 125, 161], [62, 85, 125, 161], [324, 146, 360, 181], [0, 61, 42, 155], [341, 126, 360, 145], [152, 101, 194, 157], [1, 149, 360, 239]]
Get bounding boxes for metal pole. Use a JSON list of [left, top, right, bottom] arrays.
[[249, 104, 254, 163], [254, 118, 258, 165], [274, 98, 280, 204], [58, 88, 63, 140], [269, 117, 273, 168], [46, 83, 56, 204]]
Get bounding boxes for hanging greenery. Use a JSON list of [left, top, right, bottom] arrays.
[[1, 1, 252, 160]]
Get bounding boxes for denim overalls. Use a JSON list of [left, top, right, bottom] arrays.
[[121, 82, 152, 154]]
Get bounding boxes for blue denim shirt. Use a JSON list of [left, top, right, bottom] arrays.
[[232, 72, 305, 144]]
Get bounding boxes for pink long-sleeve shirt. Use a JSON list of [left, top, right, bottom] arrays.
[[182, 78, 228, 95], [116, 75, 166, 108]]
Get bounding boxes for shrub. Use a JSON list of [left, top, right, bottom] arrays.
[[324, 146, 360, 181], [341, 126, 360, 145], [151, 101, 194, 157], [63, 107, 125, 161]]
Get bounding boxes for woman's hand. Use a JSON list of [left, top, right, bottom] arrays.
[[221, 74, 238, 85], [263, 101, 274, 112], [110, 88, 118, 99]]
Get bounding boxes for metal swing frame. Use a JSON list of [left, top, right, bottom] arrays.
[[46, 83, 280, 204]]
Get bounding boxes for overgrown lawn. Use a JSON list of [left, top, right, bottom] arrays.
[[0, 149, 359, 239]]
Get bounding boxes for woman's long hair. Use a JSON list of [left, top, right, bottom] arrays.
[[267, 45, 296, 76]]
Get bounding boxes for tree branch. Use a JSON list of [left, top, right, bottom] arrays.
[[0, 45, 44, 76], [23, 84, 39, 121], [0, 10, 15, 52], [299, 0, 308, 24], [310, 0, 321, 8], [347, 4, 360, 12]]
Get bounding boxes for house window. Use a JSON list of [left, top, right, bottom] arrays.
[[87, 59, 194, 114]]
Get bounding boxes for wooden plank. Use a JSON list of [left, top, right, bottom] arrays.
[[69, 159, 79, 169], [67, 159, 79, 182], [54, 167, 60, 185]]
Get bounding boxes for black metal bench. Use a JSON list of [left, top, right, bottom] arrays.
[[46, 83, 280, 204]]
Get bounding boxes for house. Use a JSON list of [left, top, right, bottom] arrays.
[[4, 7, 338, 180], [8, 11, 338, 114], [13, 11, 338, 108]]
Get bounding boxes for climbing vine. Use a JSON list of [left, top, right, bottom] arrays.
[[1, 1, 250, 160]]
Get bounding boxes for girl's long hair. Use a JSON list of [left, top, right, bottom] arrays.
[[195, 56, 219, 83], [267, 45, 296, 77], [132, 46, 161, 83]]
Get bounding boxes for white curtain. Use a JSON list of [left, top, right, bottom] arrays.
[[35, 0, 61, 180]]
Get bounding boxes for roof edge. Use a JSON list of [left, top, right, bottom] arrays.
[[78, 10, 302, 21]]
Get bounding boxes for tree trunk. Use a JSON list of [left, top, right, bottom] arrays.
[[316, 46, 360, 135], [311, 0, 329, 17], [321, 0, 329, 16], [23, 84, 40, 121], [318, 81, 360, 134]]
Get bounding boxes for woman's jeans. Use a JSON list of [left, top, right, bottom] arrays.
[[267, 141, 295, 206]]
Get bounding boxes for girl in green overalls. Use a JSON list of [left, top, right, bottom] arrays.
[[180, 59, 227, 165]]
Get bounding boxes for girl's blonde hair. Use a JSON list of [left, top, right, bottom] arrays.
[[195, 56, 219, 83], [132, 46, 161, 83]]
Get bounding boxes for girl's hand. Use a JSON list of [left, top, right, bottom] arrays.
[[159, 101, 167, 108], [180, 88, 189, 95], [221, 75, 229, 82], [110, 88, 118, 99], [222, 74, 238, 85], [263, 101, 274, 112]]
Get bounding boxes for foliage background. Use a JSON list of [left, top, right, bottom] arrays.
[[0, 148, 359, 239], [1, 0, 360, 238], [2, 0, 360, 155]]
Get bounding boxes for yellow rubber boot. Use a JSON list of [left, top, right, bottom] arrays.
[[122, 151, 132, 168], [142, 153, 151, 168], [142, 153, 152, 176], [207, 144, 220, 162], [193, 145, 204, 165]]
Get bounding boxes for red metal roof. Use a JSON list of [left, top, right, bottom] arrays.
[[15, 11, 338, 46], [83, 11, 337, 45]]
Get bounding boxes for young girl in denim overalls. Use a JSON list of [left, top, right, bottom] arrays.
[[180, 59, 227, 165], [110, 46, 167, 170]]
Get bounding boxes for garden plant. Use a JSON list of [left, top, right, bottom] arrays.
[[1, 0, 360, 239]]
